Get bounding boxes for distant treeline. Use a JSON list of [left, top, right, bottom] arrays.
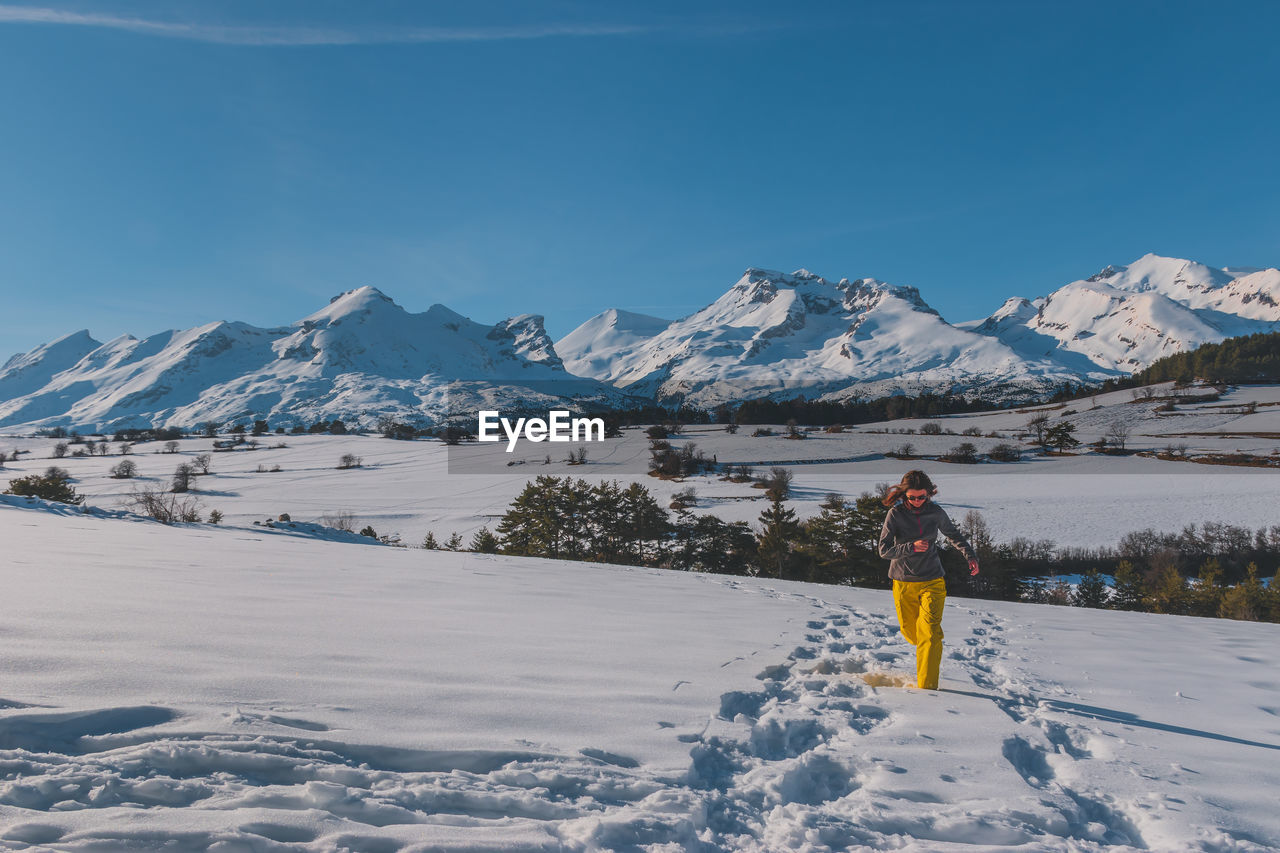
[[431, 475, 1280, 624], [728, 393, 1013, 426], [1069, 331, 1280, 399], [1134, 331, 1280, 385]]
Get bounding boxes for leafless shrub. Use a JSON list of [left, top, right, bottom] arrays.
[[171, 463, 195, 493], [322, 510, 357, 532], [670, 487, 697, 509], [1107, 421, 1131, 451], [337, 453, 363, 470], [127, 485, 203, 524]]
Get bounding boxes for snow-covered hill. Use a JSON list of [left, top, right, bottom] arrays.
[[2, 499, 1277, 851], [0, 288, 631, 433], [558, 256, 1280, 405], [968, 254, 1280, 373]]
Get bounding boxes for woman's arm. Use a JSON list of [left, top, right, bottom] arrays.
[[937, 508, 980, 574], [878, 509, 915, 559]]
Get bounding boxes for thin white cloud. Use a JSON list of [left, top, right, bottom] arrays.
[[0, 5, 655, 45]]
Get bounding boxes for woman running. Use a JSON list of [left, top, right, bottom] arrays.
[[878, 470, 979, 689]]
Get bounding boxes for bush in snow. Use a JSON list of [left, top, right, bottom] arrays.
[[670, 487, 697, 509], [322, 511, 356, 532], [110, 459, 139, 479], [337, 454, 363, 470], [942, 443, 979, 464], [127, 485, 202, 523], [986, 443, 1020, 462], [5, 467, 83, 505]]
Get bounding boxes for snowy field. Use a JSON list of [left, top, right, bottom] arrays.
[[1, 498, 1279, 851], [2, 384, 1279, 849], [2, 383, 1278, 551]]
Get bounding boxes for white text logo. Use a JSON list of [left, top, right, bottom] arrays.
[[477, 410, 605, 452]]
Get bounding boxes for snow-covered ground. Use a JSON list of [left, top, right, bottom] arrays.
[[3, 383, 1278, 550], [1, 498, 1278, 851]]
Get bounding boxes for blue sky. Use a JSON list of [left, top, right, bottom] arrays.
[[1, 0, 1278, 357]]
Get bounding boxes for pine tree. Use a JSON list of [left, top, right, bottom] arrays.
[[445, 532, 464, 551], [757, 494, 801, 580], [1147, 564, 1188, 615], [422, 531, 439, 550], [693, 515, 756, 575], [470, 527, 499, 554], [1111, 560, 1146, 611], [1045, 422, 1081, 453], [1219, 563, 1265, 621], [1188, 558, 1226, 617], [1264, 571, 1280, 623], [795, 493, 884, 586], [1072, 570, 1110, 608], [619, 482, 669, 566], [668, 508, 700, 571], [587, 480, 626, 563], [798, 494, 850, 584]]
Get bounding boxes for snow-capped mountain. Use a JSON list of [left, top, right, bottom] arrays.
[[0, 287, 630, 433], [555, 308, 673, 382], [969, 254, 1280, 372], [558, 256, 1280, 404], [555, 269, 1118, 406], [5, 255, 1278, 430]]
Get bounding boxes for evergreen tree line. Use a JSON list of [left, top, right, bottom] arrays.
[[1133, 331, 1280, 385], [467, 476, 1280, 624], [728, 392, 1011, 427], [1059, 330, 1280, 400]]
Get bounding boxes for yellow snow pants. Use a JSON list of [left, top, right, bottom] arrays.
[[893, 578, 947, 689]]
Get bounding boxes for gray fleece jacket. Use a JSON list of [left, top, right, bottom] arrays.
[[878, 499, 977, 582]]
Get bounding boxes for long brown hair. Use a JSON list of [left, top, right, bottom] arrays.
[[882, 469, 938, 507]]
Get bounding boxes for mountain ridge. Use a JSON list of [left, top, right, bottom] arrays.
[[0, 288, 626, 432], [3, 254, 1278, 431]]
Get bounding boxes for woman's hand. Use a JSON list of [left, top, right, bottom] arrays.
[[969, 559, 980, 576], [912, 539, 929, 552]]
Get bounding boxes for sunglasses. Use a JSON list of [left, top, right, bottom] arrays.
[[905, 493, 929, 502]]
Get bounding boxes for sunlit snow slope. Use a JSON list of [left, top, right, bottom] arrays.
[[1, 499, 1277, 852]]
